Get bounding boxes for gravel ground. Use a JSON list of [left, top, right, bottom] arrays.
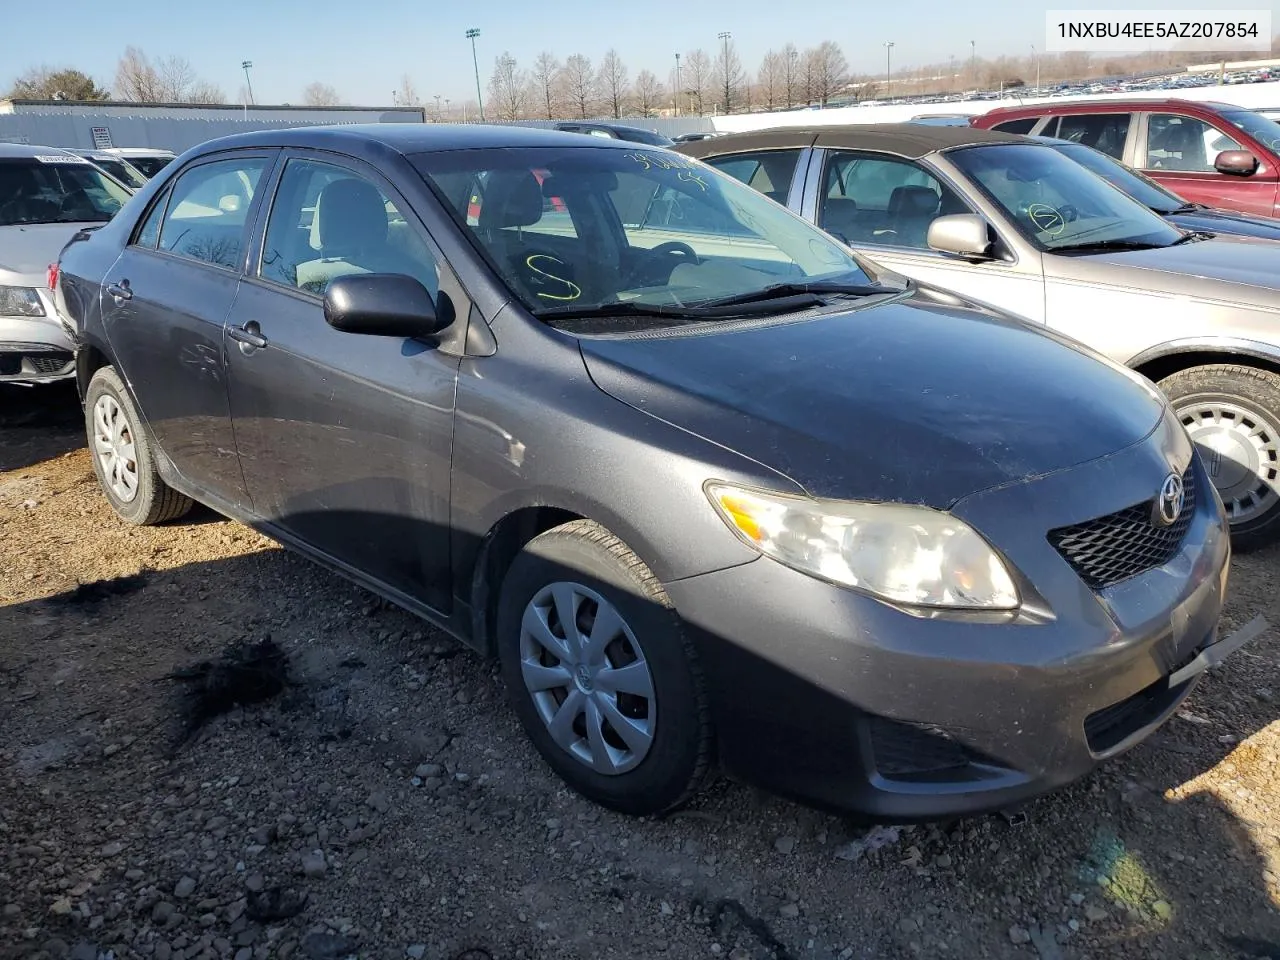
[[3, 383, 1280, 960]]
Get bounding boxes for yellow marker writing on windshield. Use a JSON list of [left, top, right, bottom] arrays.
[[526, 254, 582, 301]]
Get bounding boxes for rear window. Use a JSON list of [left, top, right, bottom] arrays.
[[0, 156, 132, 227], [991, 118, 1040, 135]]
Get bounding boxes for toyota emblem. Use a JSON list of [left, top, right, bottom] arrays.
[[1154, 473, 1185, 527]]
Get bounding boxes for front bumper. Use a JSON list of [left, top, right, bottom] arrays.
[[1, 313, 76, 384], [666, 416, 1234, 820]]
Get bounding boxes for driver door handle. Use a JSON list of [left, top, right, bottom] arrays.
[[107, 281, 132, 302], [228, 322, 268, 349]]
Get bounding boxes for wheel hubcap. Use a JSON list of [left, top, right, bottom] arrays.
[[519, 582, 656, 775], [1178, 398, 1279, 524], [92, 395, 140, 504]]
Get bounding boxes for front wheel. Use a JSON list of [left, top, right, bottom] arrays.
[[496, 520, 713, 815], [1159, 364, 1280, 550]]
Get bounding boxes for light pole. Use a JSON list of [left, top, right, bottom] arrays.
[[444, 97, 451, 121], [884, 42, 894, 99], [1031, 44, 1039, 93], [434, 94, 442, 121], [969, 40, 976, 91], [241, 60, 255, 106], [465, 28, 485, 122], [949, 55, 955, 94], [674, 53, 681, 117], [718, 31, 731, 113]]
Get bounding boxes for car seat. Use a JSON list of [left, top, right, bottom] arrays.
[[887, 185, 941, 246], [296, 178, 425, 294]]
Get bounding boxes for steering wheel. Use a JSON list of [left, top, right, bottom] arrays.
[[624, 241, 700, 287]]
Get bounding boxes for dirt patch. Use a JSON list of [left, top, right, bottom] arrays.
[[2, 386, 1279, 960]]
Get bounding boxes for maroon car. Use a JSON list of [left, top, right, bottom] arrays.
[[973, 99, 1280, 217]]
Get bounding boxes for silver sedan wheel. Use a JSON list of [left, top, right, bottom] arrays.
[[1178, 398, 1280, 523], [92, 394, 139, 504], [518, 581, 656, 775]]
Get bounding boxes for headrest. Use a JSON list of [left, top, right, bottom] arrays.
[[478, 170, 543, 229], [888, 185, 940, 217], [312, 178, 388, 251]]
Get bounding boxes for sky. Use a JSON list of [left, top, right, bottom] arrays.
[[7, 0, 1280, 106]]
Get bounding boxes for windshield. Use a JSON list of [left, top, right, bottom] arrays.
[[126, 155, 173, 179], [0, 156, 132, 227], [414, 146, 876, 322], [1045, 140, 1183, 214], [947, 143, 1183, 251], [89, 157, 147, 190], [621, 129, 674, 147], [1220, 109, 1280, 153]]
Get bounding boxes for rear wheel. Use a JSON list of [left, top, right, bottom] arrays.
[[84, 367, 193, 526], [496, 519, 712, 815], [1159, 364, 1280, 550]]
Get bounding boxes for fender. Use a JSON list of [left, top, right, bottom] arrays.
[[1127, 336, 1280, 371]]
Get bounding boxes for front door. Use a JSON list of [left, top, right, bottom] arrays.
[[224, 152, 460, 611], [811, 149, 1046, 323], [100, 152, 276, 509], [1137, 112, 1280, 217]]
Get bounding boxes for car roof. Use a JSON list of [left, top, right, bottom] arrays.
[[676, 123, 1027, 160], [981, 97, 1240, 117], [0, 143, 82, 159], [182, 123, 648, 159]]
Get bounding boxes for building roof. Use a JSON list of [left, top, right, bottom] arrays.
[[676, 123, 1026, 160]]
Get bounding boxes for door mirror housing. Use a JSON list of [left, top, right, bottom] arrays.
[[323, 274, 448, 338], [1214, 149, 1259, 176], [927, 214, 994, 259]]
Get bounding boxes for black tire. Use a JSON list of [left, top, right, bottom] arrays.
[[496, 519, 713, 815], [1158, 363, 1280, 551], [84, 366, 193, 526]]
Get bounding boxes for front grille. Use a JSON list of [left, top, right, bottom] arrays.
[[28, 352, 73, 374], [1048, 465, 1196, 590], [1084, 677, 1191, 754], [869, 717, 992, 780]]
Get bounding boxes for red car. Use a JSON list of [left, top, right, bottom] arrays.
[[973, 99, 1280, 217]]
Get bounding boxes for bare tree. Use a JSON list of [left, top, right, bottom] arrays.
[[781, 43, 801, 109], [488, 53, 528, 122], [714, 38, 745, 114], [186, 80, 226, 104], [800, 48, 818, 105], [114, 47, 224, 103], [303, 82, 342, 106], [530, 52, 560, 119], [396, 74, 421, 106], [155, 55, 196, 101], [807, 41, 848, 106], [115, 46, 162, 101], [756, 51, 783, 112], [683, 49, 711, 116], [9, 66, 109, 100], [559, 54, 596, 119], [597, 49, 630, 119], [633, 69, 665, 117]]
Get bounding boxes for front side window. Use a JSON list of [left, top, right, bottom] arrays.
[[818, 152, 968, 248], [1048, 141, 1183, 215], [949, 143, 1182, 252], [158, 157, 268, 269], [89, 156, 147, 190], [259, 158, 440, 298], [414, 146, 872, 324], [704, 150, 802, 206], [1145, 114, 1241, 172], [0, 156, 131, 227], [1050, 113, 1131, 159]]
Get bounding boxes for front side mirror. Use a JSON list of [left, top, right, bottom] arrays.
[[1215, 149, 1259, 176], [323, 274, 447, 338], [927, 213, 994, 259]]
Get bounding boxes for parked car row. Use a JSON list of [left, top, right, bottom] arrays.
[[32, 119, 1256, 825]]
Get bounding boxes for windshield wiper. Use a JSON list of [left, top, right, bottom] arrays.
[[1170, 230, 1215, 245], [531, 293, 827, 322], [1170, 201, 1207, 214], [691, 280, 888, 309], [1052, 239, 1168, 253]]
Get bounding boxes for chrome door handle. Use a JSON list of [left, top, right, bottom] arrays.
[[228, 323, 268, 349]]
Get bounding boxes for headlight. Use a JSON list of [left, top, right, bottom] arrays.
[[706, 483, 1020, 609], [0, 286, 45, 317]]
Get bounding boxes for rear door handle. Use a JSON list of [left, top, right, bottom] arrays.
[[228, 322, 268, 350], [107, 280, 132, 301]]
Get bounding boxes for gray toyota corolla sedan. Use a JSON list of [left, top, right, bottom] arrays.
[[678, 125, 1280, 549], [53, 125, 1240, 820]]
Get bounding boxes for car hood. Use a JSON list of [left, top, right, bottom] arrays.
[[1049, 235, 1280, 310], [0, 222, 103, 286], [1165, 207, 1280, 241], [579, 293, 1167, 507]]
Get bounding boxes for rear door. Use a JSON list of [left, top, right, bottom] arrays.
[[100, 150, 277, 509], [223, 150, 461, 612], [1136, 111, 1279, 216], [809, 148, 1046, 323]]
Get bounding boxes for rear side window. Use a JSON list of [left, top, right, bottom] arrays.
[[1047, 113, 1131, 159], [158, 157, 268, 269], [704, 150, 803, 205], [991, 118, 1040, 135]]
